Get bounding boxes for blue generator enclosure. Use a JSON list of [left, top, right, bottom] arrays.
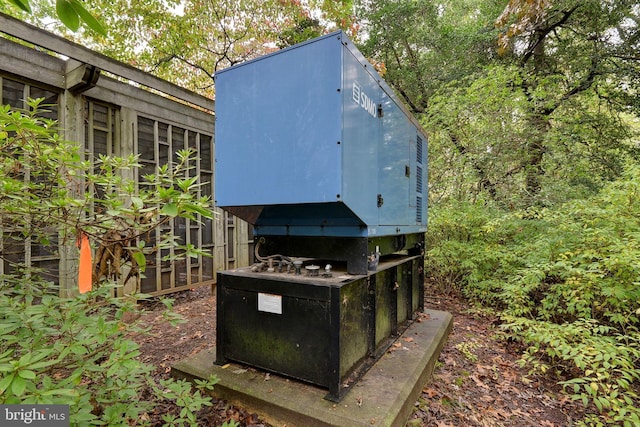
[[215, 31, 428, 238]]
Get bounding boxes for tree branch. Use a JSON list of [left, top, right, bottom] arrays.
[[520, 5, 579, 65]]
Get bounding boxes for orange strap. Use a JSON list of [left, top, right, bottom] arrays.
[[78, 232, 92, 294]]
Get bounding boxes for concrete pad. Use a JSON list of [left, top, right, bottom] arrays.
[[172, 309, 452, 427]]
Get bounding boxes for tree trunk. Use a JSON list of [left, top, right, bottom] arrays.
[[523, 30, 551, 200]]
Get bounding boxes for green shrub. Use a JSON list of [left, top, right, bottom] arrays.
[[0, 274, 218, 425], [0, 99, 219, 425], [425, 200, 548, 308], [425, 165, 640, 424], [501, 317, 640, 426]]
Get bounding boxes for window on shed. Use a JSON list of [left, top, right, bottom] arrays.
[[2, 78, 59, 117], [136, 116, 216, 294], [84, 99, 120, 201], [0, 76, 61, 286]]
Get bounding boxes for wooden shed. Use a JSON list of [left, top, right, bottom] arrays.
[[0, 13, 252, 297]]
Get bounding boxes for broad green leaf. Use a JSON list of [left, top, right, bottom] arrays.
[[70, 343, 87, 355], [8, 0, 31, 13], [130, 196, 144, 210], [183, 202, 213, 219], [11, 375, 27, 396], [176, 176, 198, 192], [41, 388, 78, 397], [160, 202, 179, 217], [18, 369, 36, 380], [69, 0, 107, 36], [0, 373, 15, 394], [56, 0, 80, 31], [131, 251, 146, 272]]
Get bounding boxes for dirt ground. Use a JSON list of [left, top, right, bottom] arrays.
[[131, 284, 590, 426]]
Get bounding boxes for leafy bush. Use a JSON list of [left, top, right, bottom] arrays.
[[0, 274, 219, 425], [426, 165, 640, 424], [502, 317, 640, 427], [425, 200, 548, 308], [0, 99, 220, 424]]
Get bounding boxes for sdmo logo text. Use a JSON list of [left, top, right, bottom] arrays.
[[352, 81, 378, 118]]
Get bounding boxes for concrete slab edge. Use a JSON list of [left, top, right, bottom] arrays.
[[172, 309, 453, 427], [383, 310, 453, 427]]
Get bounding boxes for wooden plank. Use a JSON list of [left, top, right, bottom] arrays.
[[0, 37, 66, 88], [85, 76, 214, 133], [0, 13, 214, 112]]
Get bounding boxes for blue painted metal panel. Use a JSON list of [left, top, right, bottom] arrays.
[[341, 43, 380, 229], [215, 33, 342, 206], [378, 89, 412, 227], [214, 31, 428, 237]]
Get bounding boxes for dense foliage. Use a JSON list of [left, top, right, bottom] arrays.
[[0, 278, 219, 425], [426, 166, 640, 425], [417, 3, 640, 424]]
